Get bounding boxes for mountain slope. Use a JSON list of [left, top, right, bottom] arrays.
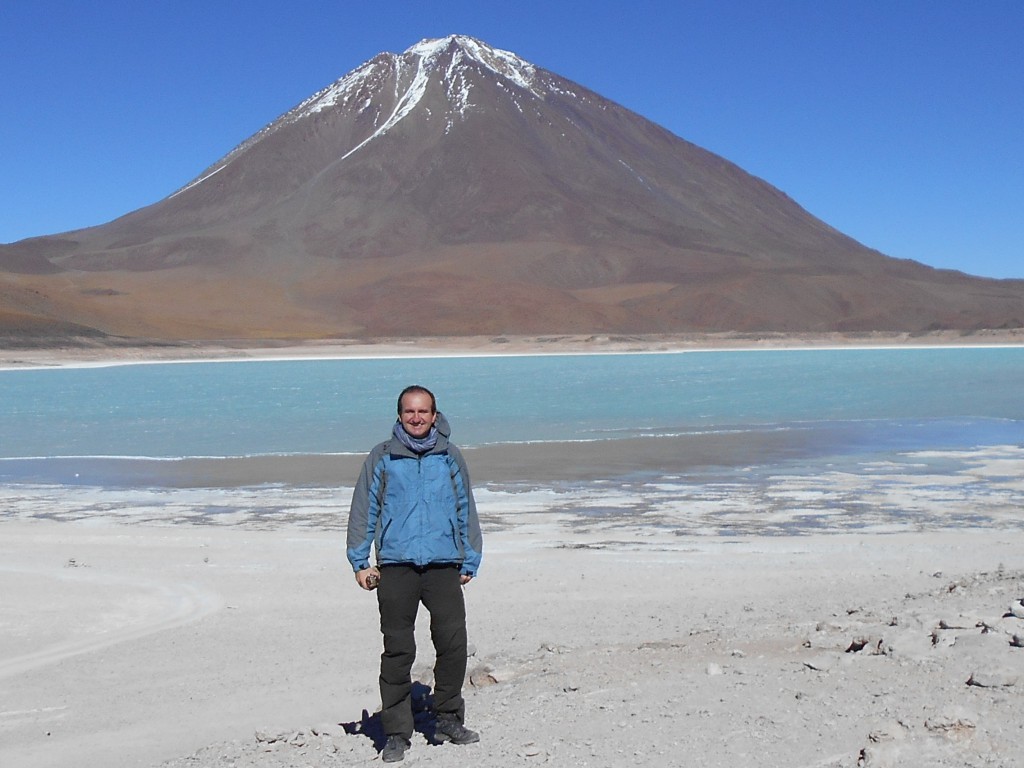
[[2, 35, 1022, 340]]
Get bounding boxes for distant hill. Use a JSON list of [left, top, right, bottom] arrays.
[[2, 34, 1022, 342]]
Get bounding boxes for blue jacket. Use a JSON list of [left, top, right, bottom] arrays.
[[346, 413, 483, 576]]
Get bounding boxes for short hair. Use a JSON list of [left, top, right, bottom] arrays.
[[397, 385, 437, 415]]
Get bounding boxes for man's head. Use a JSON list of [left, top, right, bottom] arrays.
[[397, 385, 437, 439]]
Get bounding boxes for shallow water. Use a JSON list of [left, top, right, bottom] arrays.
[[2, 348, 1022, 535]]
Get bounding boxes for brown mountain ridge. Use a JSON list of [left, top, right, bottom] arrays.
[[2, 34, 1022, 342]]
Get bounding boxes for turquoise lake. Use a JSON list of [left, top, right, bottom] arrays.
[[2, 347, 1022, 533], [1, 347, 1023, 460]]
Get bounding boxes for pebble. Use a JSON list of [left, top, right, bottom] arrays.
[[966, 669, 1019, 688]]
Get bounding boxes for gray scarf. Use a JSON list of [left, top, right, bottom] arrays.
[[392, 421, 439, 454]]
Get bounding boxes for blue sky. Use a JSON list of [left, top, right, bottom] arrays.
[[2, 1, 1021, 279]]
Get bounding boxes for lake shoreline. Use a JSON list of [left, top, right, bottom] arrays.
[[0, 428, 823, 488], [3, 328, 1023, 369]]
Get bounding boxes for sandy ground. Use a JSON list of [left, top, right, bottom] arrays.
[[2, 328, 1024, 369], [2, 515, 1023, 768]]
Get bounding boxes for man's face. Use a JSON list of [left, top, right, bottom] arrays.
[[399, 391, 437, 439]]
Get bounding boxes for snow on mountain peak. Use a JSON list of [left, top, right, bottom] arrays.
[[286, 35, 538, 127], [178, 36, 548, 193], [404, 35, 538, 93]]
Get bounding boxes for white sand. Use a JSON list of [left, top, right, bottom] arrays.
[[2, 517, 1023, 768], [2, 328, 1023, 371]]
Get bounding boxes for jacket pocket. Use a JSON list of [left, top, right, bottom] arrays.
[[377, 517, 393, 554], [450, 520, 465, 558]]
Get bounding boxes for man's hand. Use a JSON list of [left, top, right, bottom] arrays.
[[460, 574, 473, 585], [356, 567, 381, 590]]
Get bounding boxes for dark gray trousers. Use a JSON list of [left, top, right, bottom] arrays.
[[376, 564, 468, 738]]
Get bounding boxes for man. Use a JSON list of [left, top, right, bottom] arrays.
[[347, 385, 483, 763]]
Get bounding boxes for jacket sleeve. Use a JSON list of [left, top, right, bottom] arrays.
[[448, 445, 483, 577], [346, 444, 386, 572]]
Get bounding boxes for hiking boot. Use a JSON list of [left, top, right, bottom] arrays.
[[381, 735, 410, 762], [434, 713, 480, 745]]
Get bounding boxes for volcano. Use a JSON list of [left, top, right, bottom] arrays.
[[2, 34, 1022, 341]]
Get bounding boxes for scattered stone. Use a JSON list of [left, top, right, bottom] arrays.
[[803, 655, 834, 672], [310, 723, 344, 739], [846, 636, 885, 654], [135, 563, 1024, 768], [925, 715, 976, 741], [980, 617, 1007, 633], [867, 724, 902, 743], [931, 628, 955, 648], [858, 723, 908, 767], [966, 669, 1019, 688], [1008, 600, 1024, 619], [254, 728, 290, 744], [468, 665, 499, 687], [539, 641, 567, 654]]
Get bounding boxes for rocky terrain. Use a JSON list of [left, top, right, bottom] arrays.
[[153, 556, 1024, 768]]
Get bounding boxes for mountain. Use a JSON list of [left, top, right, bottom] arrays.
[[2, 34, 1022, 341]]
